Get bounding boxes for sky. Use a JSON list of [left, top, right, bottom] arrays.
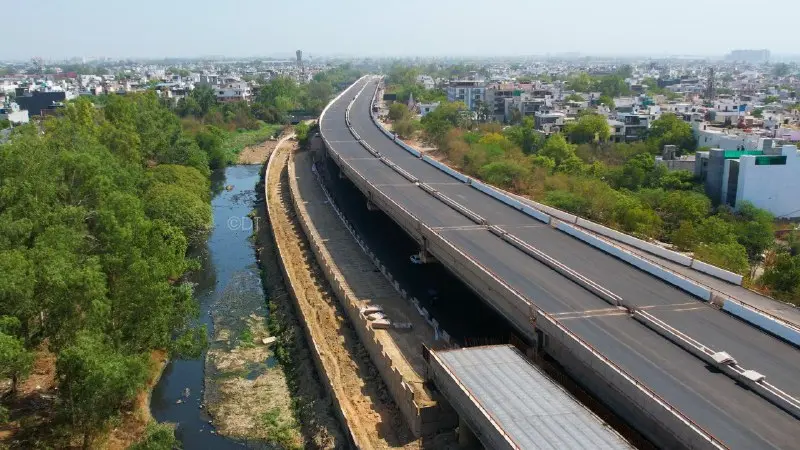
[[6, 0, 799, 60]]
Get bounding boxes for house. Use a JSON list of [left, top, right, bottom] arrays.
[[215, 81, 251, 103], [417, 102, 439, 117], [0, 102, 29, 124], [694, 143, 800, 217], [534, 111, 566, 133], [617, 113, 650, 141]]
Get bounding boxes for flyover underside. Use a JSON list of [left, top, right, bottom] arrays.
[[319, 77, 799, 449]]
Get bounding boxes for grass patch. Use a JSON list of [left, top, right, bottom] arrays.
[[238, 325, 256, 349], [261, 407, 302, 450], [222, 123, 282, 162]]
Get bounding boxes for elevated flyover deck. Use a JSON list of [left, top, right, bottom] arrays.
[[426, 345, 632, 450], [321, 77, 799, 449]]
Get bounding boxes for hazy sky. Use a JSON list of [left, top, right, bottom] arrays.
[[6, 0, 798, 60]]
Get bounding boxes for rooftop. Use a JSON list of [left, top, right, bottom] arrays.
[[434, 345, 632, 449]]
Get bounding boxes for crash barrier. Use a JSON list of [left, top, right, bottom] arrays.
[[323, 83, 727, 448], [721, 299, 800, 347], [634, 310, 800, 419], [557, 222, 712, 301]]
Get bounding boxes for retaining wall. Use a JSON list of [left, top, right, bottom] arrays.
[[265, 150, 362, 449], [288, 151, 457, 438]]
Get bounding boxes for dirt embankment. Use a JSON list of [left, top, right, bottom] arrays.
[[266, 143, 420, 449]]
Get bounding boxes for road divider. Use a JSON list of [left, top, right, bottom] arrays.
[[634, 310, 800, 420], [488, 226, 624, 308]]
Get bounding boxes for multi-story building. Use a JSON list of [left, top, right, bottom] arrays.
[[446, 80, 486, 111], [215, 81, 251, 103], [695, 143, 800, 217], [617, 113, 650, 141], [534, 111, 566, 133], [484, 83, 514, 122]]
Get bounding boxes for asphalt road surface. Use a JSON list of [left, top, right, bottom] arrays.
[[320, 78, 800, 449]]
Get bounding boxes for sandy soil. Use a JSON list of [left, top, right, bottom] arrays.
[[267, 144, 420, 449], [237, 137, 283, 165]]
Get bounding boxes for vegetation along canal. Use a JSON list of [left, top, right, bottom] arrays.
[[150, 166, 263, 448]]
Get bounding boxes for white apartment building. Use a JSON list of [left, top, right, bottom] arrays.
[[215, 81, 251, 103], [446, 80, 486, 111]]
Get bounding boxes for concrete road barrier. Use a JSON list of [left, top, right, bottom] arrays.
[[557, 223, 712, 301]]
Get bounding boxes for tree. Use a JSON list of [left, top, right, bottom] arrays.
[[57, 332, 149, 448], [0, 320, 34, 396], [647, 113, 695, 154], [567, 73, 593, 92], [732, 201, 774, 263], [760, 252, 800, 302], [565, 93, 584, 103], [538, 134, 575, 165], [295, 121, 310, 142], [503, 117, 543, 154], [695, 242, 749, 275], [145, 181, 212, 243], [565, 114, 610, 144], [189, 85, 217, 117], [764, 95, 779, 105], [194, 126, 226, 170], [129, 422, 181, 450], [773, 63, 791, 78], [388, 103, 411, 122], [478, 160, 530, 189], [393, 119, 417, 139], [597, 95, 615, 109], [752, 108, 764, 118]]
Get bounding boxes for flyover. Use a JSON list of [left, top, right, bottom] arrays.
[[424, 345, 633, 450], [320, 76, 800, 449]]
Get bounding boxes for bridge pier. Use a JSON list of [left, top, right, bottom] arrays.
[[457, 416, 480, 448]]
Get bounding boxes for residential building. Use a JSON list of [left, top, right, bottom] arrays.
[[0, 102, 29, 124], [617, 113, 650, 141], [215, 81, 251, 103], [695, 144, 800, 217], [446, 80, 486, 111], [417, 75, 435, 90], [417, 102, 439, 117], [534, 111, 566, 133]]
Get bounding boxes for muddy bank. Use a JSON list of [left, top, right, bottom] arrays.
[[204, 270, 301, 448]]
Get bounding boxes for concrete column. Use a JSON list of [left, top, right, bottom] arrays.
[[418, 250, 436, 264], [457, 415, 479, 448]]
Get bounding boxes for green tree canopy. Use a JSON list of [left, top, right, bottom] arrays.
[[565, 114, 610, 144]]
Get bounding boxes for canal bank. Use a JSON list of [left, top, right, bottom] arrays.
[[150, 164, 341, 448]]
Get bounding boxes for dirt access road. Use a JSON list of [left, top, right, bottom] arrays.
[[237, 132, 295, 165], [266, 142, 420, 449]]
